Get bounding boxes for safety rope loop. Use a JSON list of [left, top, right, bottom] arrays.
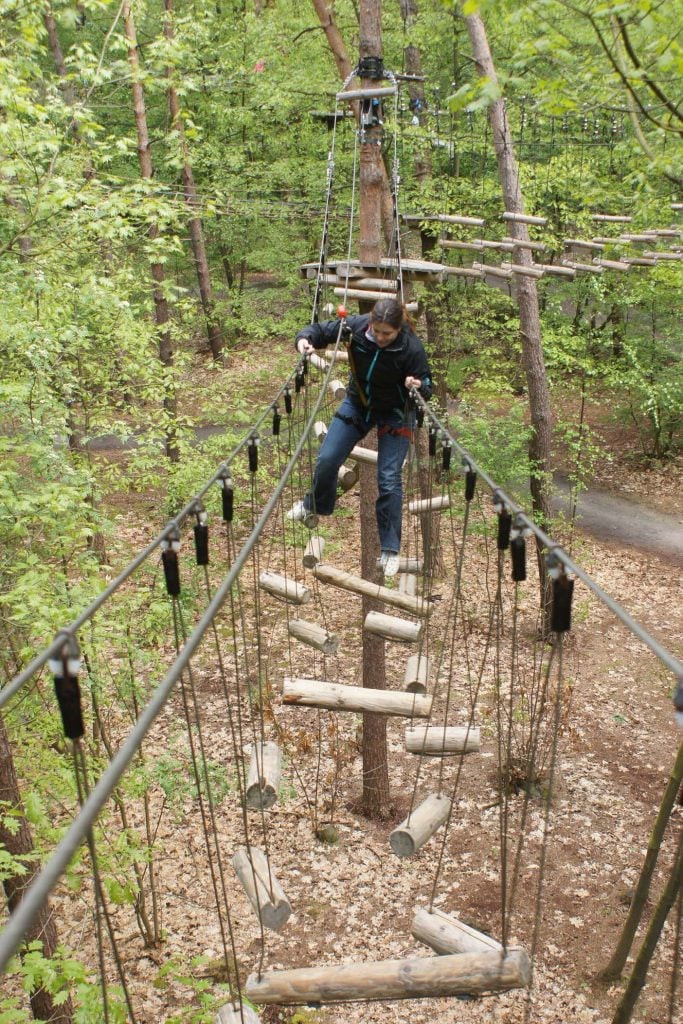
[[462, 458, 477, 501], [547, 549, 574, 633], [193, 503, 209, 567], [247, 433, 259, 474], [510, 516, 527, 583], [675, 679, 683, 727], [428, 424, 438, 457], [48, 633, 84, 740], [493, 490, 512, 550], [272, 404, 281, 437], [161, 524, 181, 596], [441, 438, 452, 472]]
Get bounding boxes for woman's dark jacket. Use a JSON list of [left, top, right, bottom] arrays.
[[296, 315, 433, 419]]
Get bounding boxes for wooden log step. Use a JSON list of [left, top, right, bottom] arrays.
[[334, 287, 398, 302], [317, 273, 397, 291], [246, 742, 281, 810], [561, 259, 603, 274], [474, 239, 516, 251], [332, 349, 349, 361], [403, 213, 486, 226], [591, 213, 633, 222], [313, 563, 431, 617], [364, 611, 422, 644], [536, 263, 576, 277], [398, 573, 417, 597], [390, 793, 451, 857], [405, 725, 481, 756], [288, 619, 339, 656], [411, 907, 503, 955], [404, 654, 429, 693], [443, 266, 483, 279], [472, 262, 512, 279], [623, 257, 658, 267], [282, 678, 432, 717], [349, 444, 376, 464], [591, 236, 620, 244], [245, 949, 531, 1004], [500, 262, 545, 278], [216, 1001, 261, 1024], [503, 237, 547, 251], [439, 239, 484, 251], [642, 251, 683, 260], [563, 238, 604, 250], [620, 233, 657, 242], [592, 257, 631, 271], [502, 211, 547, 226], [408, 494, 450, 514], [314, 420, 328, 442], [303, 536, 325, 568], [649, 228, 680, 237], [672, 202, 683, 210], [399, 557, 424, 574], [337, 86, 397, 101], [232, 847, 291, 932], [328, 379, 346, 400], [308, 352, 330, 371], [259, 572, 311, 605], [337, 463, 359, 491]]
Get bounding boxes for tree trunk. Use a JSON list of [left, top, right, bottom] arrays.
[[123, 2, 178, 461], [0, 716, 74, 1022], [163, 0, 225, 361], [462, 7, 553, 618]]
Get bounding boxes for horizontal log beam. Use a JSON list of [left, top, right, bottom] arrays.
[[502, 211, 547, 226], [282, 678, 432, 717], [245, 949, 531, 1004], [288, 618, 338, 655], [390, 793, 451, 857], [411, 907, 503, 955], [313, 563, 431, 617], [259, 572, 311, 605], [405, 725, 481, 756], [408, 495, 450, 515], [364, 610, 422, 643]]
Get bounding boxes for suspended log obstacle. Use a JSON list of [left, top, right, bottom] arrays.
[[259, 572, 311, 605], [313, 563, 431, 617], [232, 847, 291, 931], [398, 573, 417, 597], [302, 536, 325, 568], [337, 462, 359, 491], [408, 495, 451, 515], [405, 725, 481, 756], [349, 444, 378, 465], [246, 742, 281, 810], [244, 949, 531, 1004], [404, 654, 429, 693], [216, 1001, 261, 1024], [287, 619, 339, 656], [390, 793, 451, 858], [412, 907, 505, 956], [364, 611, 423, 644], [282, 678, 432, 718]]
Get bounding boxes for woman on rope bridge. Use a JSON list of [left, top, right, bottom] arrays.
[[287, 298, 433, 578]]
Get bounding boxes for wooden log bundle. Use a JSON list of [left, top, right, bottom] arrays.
[[216, 1001, 261, 1024], [282, 677, 432, 717], [246, 742, 281, 810], [364, 611, 423, 644], [303, 536, 325, 568], [288, 618, 339, 655], [244, 949, 531, 1004], [408, 495, 450, 515], [313, 563, 431, 617], [232, 847, 291, 931], [404, 654, 429, 693], [405, 725, 481, 756], [259, 572, 311, 605], [411, 907, 504, 955], [390, 793, 451, 857]]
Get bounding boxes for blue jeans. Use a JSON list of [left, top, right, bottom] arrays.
[[304, 397, 413, 553]]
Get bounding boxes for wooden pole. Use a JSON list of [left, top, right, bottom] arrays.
[[287, 619, 339, 655], [302, 536, 325, 568], [246, 742, 281, 810], [232, 847, 291, 932], [282, 678, 432, 718], [412, 907, 503, 955], [259, 572, 311, 605], [313, 563, 431, 617], [405, 725, 481, 756], [244, 949, 531, 1003], [390, 793, 451, 857], [364, 611, 423, 643], [403, 654, 429, 693]]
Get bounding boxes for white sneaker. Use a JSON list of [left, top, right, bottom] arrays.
[[379, 550, 400, 578], [286, 501, 318, 528]]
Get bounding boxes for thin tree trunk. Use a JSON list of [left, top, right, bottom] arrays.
[[0, 716, 74, 1022], [601, 741, 683, 981], [163, 0, 225, 360], [462, 6, 553, 619], [123, 2, 178, 461]]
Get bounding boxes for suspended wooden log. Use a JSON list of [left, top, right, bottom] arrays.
[[390, 793, 451, 857], [502, 211, 547, 226], [561, 259, 603, 274], [672, 202, 683, 210], [259, 572, 311, 605], [216, 1000, 261, 1024], [643, 250, 683, 260], [404, 654, 429, 693], [348, 444, 378, 464], [411, 907, 503, 955], [282, 677, 432, 717], [408, 494, 450, 514], [649, 228, 680, 237], [288, 619, 339, 656], [620, 233, 657, 243], [334, 287, 401, 302], [232, 847, 291, 932], [398, 573, 417, 597], [563, 238, 604, 250], [591, 213, 633, 222], [439, 239, 485, 251], [328, 379, 346, 401], [399, 557, 424, 574], [364, 611, 422, 644], [537, 264, 575, 277], [592, 257, 631, 271], [303, 536, 325, 568], [313, 563, 431, 617], [474, 239, 516, 251], [317, 273, 397, 291], [503, 237, 547, 251], [245, 949, 531, 1004], [246, 742, 281, 810], [624, 257, 657, 267], [591, 236, 619, 245], [314, 420, 328, 442], [308, 352, 330, 371], [472, 262, 512, 279], [442, 266, 483, 279], [337, 462, 359, 491], [337, 86, 397, 101], [500, 262, 545, 278], [332, 349, 349, 362], [403, 213, 486, 226], [405, 725, 481, 756]]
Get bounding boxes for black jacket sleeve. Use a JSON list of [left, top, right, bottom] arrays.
[[405, 333, 433, 401], [295, 317, 359, 350]]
